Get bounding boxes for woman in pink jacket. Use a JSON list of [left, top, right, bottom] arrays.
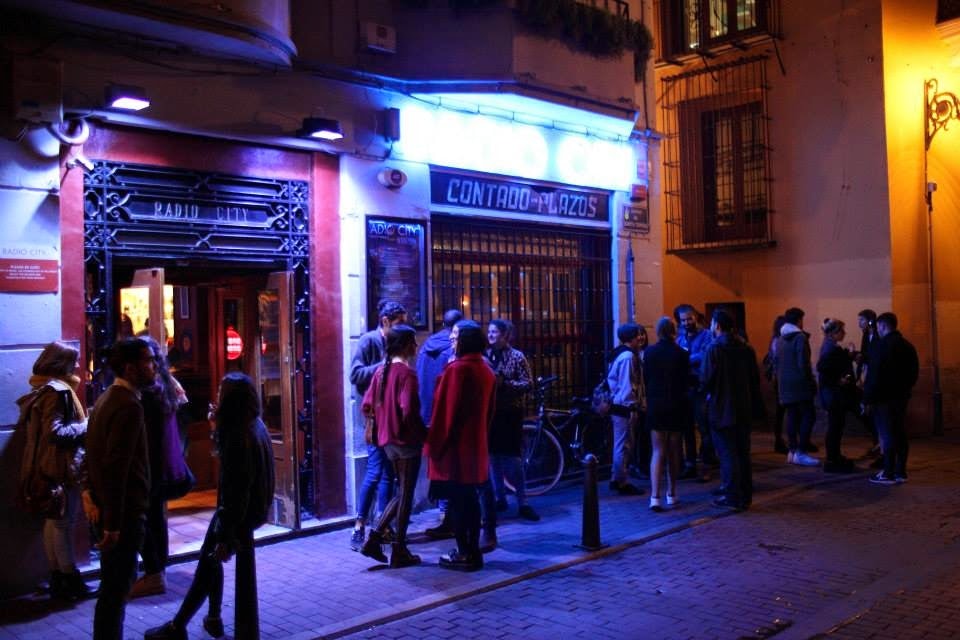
[[425, 320, 496, 571]]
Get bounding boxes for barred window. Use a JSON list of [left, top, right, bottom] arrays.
[[659, 0, 776, 59], [939, 0, 960, 22], [661, 56, 773, 252]]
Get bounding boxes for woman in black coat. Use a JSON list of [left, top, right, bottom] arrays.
[[642, 318, 690, 512], [816, 318, 858, 473]]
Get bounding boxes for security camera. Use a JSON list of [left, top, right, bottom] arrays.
[[377, 167, 407, 189]]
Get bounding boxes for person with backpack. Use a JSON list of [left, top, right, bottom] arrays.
[[606, 323, 646, 496], [15, 341, 92, 601]]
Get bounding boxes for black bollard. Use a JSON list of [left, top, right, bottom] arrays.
[[578, 454, 606, 551]]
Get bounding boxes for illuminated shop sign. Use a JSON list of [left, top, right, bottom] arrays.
[[396, 104, 637, 191], [430, 169, 609, 222]]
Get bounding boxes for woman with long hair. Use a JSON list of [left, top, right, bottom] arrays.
[[764, 315, 788, 453], [146, 372, 275, 640], [817, 318, 858, 473], [130, 338, 192, 598], [16, 341, 92, 600], [359, 325, 427, 568], [426, 320, 497, 571]]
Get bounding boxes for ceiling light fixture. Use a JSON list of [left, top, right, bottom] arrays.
[[105, 84, 150, 111], [299, 117, 343, 141]]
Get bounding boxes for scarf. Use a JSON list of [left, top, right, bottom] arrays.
[[28, 374, 87, 421]]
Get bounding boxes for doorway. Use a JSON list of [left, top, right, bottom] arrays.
[[106, 263, 303, 552]]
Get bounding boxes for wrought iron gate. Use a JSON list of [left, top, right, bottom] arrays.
[[431, 215, 612, 406]]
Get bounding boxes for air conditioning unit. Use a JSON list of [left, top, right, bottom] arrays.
[[361, 22, 397, 54]]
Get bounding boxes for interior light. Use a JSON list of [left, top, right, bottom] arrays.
[[299, 117, 343, 141], [105, 84, 150, 111]]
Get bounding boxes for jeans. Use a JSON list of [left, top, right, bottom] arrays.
[[712, 424, 753, 507], [489, 455, 526, 506], [784, 400, 815, 451], [43, 485, 79, 573], [356, 444, 395, 522], [174, 512, 260, 639], [611, 414, 634, 484], [94, 515, 145, 640], [875, 399, 909, 478], [141, 496, 169, 575]]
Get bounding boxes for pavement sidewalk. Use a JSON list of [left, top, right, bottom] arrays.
[[0, 433, 921, 640]]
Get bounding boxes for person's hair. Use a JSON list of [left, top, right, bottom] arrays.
[[107, 338, 150, 378], [821, 317, 845, 337], [784, 307, 805, 326], [454, 320, 485, 356], [771, 315, 786, 339], [215, 372, 261, 447], [616, 322, 641, 343], [33, 341, 80, 378], [877, 312, 898, 330], [141, 337, 180, 416], [380, 324, 418, 404], [673, 304, 697, 323], [858, 309, 877, 324], [377, 300, 406, 323], [489, 318, 513, 342], [442, 309, 464, 328], [712, 309, 734, 333], [655, 317, 676, 341]]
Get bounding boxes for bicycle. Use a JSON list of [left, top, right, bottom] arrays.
[[503, 375, 612, 496]]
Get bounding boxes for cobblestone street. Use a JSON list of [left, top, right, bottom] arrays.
[[2, 433, 960, 640]]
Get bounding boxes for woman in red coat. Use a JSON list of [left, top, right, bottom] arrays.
[[426, 320, 496, 571]]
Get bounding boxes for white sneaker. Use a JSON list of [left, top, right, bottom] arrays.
[[649, 497, 664, 512], [786, 451, 796, 464], [794, 452, 820, 467], [665, 495, 679, 506]]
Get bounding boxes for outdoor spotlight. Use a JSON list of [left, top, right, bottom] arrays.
[[105, 84, 150, 111], [299, 117, 343, 141]]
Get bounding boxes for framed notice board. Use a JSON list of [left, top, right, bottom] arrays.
[[366, 218, 427, 329]]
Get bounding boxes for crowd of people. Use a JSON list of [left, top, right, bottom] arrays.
[[13, 299, 921, 637]]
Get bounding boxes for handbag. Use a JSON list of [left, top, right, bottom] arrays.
[[16, 403, 66, 519]]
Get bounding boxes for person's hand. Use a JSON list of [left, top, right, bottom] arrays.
[[213, 542, 234, 562], [97, 530, 120, 551], [81, 490, 100, 525]]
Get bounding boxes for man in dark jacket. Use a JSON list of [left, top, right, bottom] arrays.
[[416, 308, 462, 539], [863, 312, 919, 485], [700, 310, 763, 510], [775, 307, 819, 466], [82, 338, 156, 639]]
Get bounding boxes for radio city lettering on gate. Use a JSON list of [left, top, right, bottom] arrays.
[[430, 170, 609, 222], [153, 201, 250, 222]]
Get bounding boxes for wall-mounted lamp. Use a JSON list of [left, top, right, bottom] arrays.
[[105, 84, 150, 111], [299, 117, 343, 141], [924, 78, 959, 150]]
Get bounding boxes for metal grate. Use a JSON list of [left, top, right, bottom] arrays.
[[658, 0, 782, 60], [939, 0, 960, 22], [431, 215, 612, 408], [660, 55, 774, 253]]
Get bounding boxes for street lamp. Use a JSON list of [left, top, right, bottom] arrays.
[[922, 78, 959, 436]]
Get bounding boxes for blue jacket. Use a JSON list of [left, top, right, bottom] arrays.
[[415, 328, 453, 425], [677, 327, 712, 386]]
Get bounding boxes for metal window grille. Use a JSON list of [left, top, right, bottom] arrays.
[[939, 0, 960, 22], [431, 215, 612, 408], [661, 55, 774, 252], [658, 0, 781, 59]]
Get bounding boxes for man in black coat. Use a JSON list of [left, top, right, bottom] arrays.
[[700, 310, 763, 511], [863, 312, 919, 484], [82, 338, 156, 639]]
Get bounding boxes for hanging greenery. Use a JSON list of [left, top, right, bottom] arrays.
[[399, 0, 653, 80]]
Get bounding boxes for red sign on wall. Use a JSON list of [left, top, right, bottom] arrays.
[[226, 326, 244, 360], [0, 258, 59, 292]]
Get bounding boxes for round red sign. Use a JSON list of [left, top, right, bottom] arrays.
[[226, 326, 243, 360]]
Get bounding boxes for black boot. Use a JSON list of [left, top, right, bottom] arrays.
[[60, 570, 93, 601], [47, 570, 65, 599], [389, 543, 421, 568], [360, 530, 388, 563]]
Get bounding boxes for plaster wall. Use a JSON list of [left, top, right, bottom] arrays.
[[657, 0, 892, 365], [881, 0, 960, 427]]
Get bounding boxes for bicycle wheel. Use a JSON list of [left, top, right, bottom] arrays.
[[504, 421, 564, 496], [580, 415, 612, 467]]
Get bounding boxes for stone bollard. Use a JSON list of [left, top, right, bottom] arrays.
[[578, 454, 605, 551]]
